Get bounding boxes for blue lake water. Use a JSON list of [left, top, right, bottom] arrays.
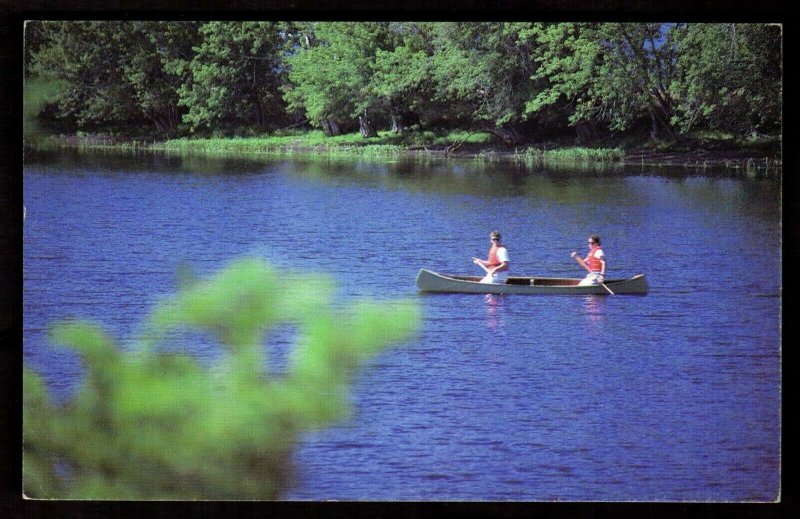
[[23, 151, 781, 501]]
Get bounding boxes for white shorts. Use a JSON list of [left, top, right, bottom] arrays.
[[578, 272, 605, 286], [480, 272, 508, 284]]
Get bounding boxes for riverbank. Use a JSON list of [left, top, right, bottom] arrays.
[[401, 141, 782, 172], [33, 130, 782, 174]]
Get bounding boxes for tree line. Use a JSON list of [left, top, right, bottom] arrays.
[[25, 21, 782, 145]]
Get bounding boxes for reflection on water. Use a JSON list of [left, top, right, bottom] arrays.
[[24, 147, 780, 200], [581, 295, 609, 340], [483, 293, 507, 331], [583, 295, 607, 326]]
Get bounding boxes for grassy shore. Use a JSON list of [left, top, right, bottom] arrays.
[[32, 129, 781, 173]]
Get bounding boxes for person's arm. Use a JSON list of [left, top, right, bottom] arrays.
[[473, 257, 491, 274], [490, 260, 509, 275], [570, 251, 592, 273], [490, 248, 509, 274], [596, 252, 606, 279]]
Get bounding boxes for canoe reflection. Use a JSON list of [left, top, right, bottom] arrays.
[[583, 294, 607, 325], [484, 293, 507, 330]]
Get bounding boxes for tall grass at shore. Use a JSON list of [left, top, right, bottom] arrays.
[[512, 146, 625, 168], [160, 130, 493, 156], [26, 129, 779, 176], [31, 129, 494, 155], [162, 135, 407, 158]]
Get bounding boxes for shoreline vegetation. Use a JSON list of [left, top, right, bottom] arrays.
[[25, 22, 781, 175], [31, 130, 782, 175]]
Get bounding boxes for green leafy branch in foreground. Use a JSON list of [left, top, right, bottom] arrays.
[[23, 258, 419, 500]]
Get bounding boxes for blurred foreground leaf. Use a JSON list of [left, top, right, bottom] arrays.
[[23, 258, 419, 499]]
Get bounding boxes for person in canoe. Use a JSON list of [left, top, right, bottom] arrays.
[[472, 230, 510, 284], [571, 234, 606, 286]]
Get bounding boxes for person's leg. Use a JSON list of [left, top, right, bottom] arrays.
[[491, 272, 508, 284]]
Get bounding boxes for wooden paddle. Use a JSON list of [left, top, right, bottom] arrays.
[[472, 257, 494, 282], [571, 252, 614, 295], [472, 257, 491, 274]]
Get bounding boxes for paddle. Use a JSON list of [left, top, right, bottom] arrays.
[[472, 257, 493, 282], [472, 257, 491, 274], [570, 252, 614, 295]]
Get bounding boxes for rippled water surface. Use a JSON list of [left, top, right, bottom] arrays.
[[23, 151, 781, 501]]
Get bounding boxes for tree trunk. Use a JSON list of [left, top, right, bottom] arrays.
[[254, 100, 265, 128], [648, 89, 679, 142], [483, 125, 524, 146], [574, 121, 601, 146], [648, 107, 678, 142], [145, 111, 169, 134], [321, 119, 341, 136], [169, 105, 178, 131], [358, 109, 377, 138], [390, 113, 403, 133]]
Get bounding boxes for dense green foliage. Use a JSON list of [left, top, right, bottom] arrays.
[[178, 22, 291, 133], [670, 24, 782, 136], [23, 258, 419, 499], [525, 23, 680, 140], [25, 21, 781, 144]]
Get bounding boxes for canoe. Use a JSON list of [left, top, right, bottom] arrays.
[[416, 269, 648, 295]]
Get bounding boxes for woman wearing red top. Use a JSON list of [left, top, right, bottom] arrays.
[[571, 234, 606, 286]]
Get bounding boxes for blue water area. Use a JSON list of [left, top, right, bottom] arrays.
[[23, 152, 781, 501]]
